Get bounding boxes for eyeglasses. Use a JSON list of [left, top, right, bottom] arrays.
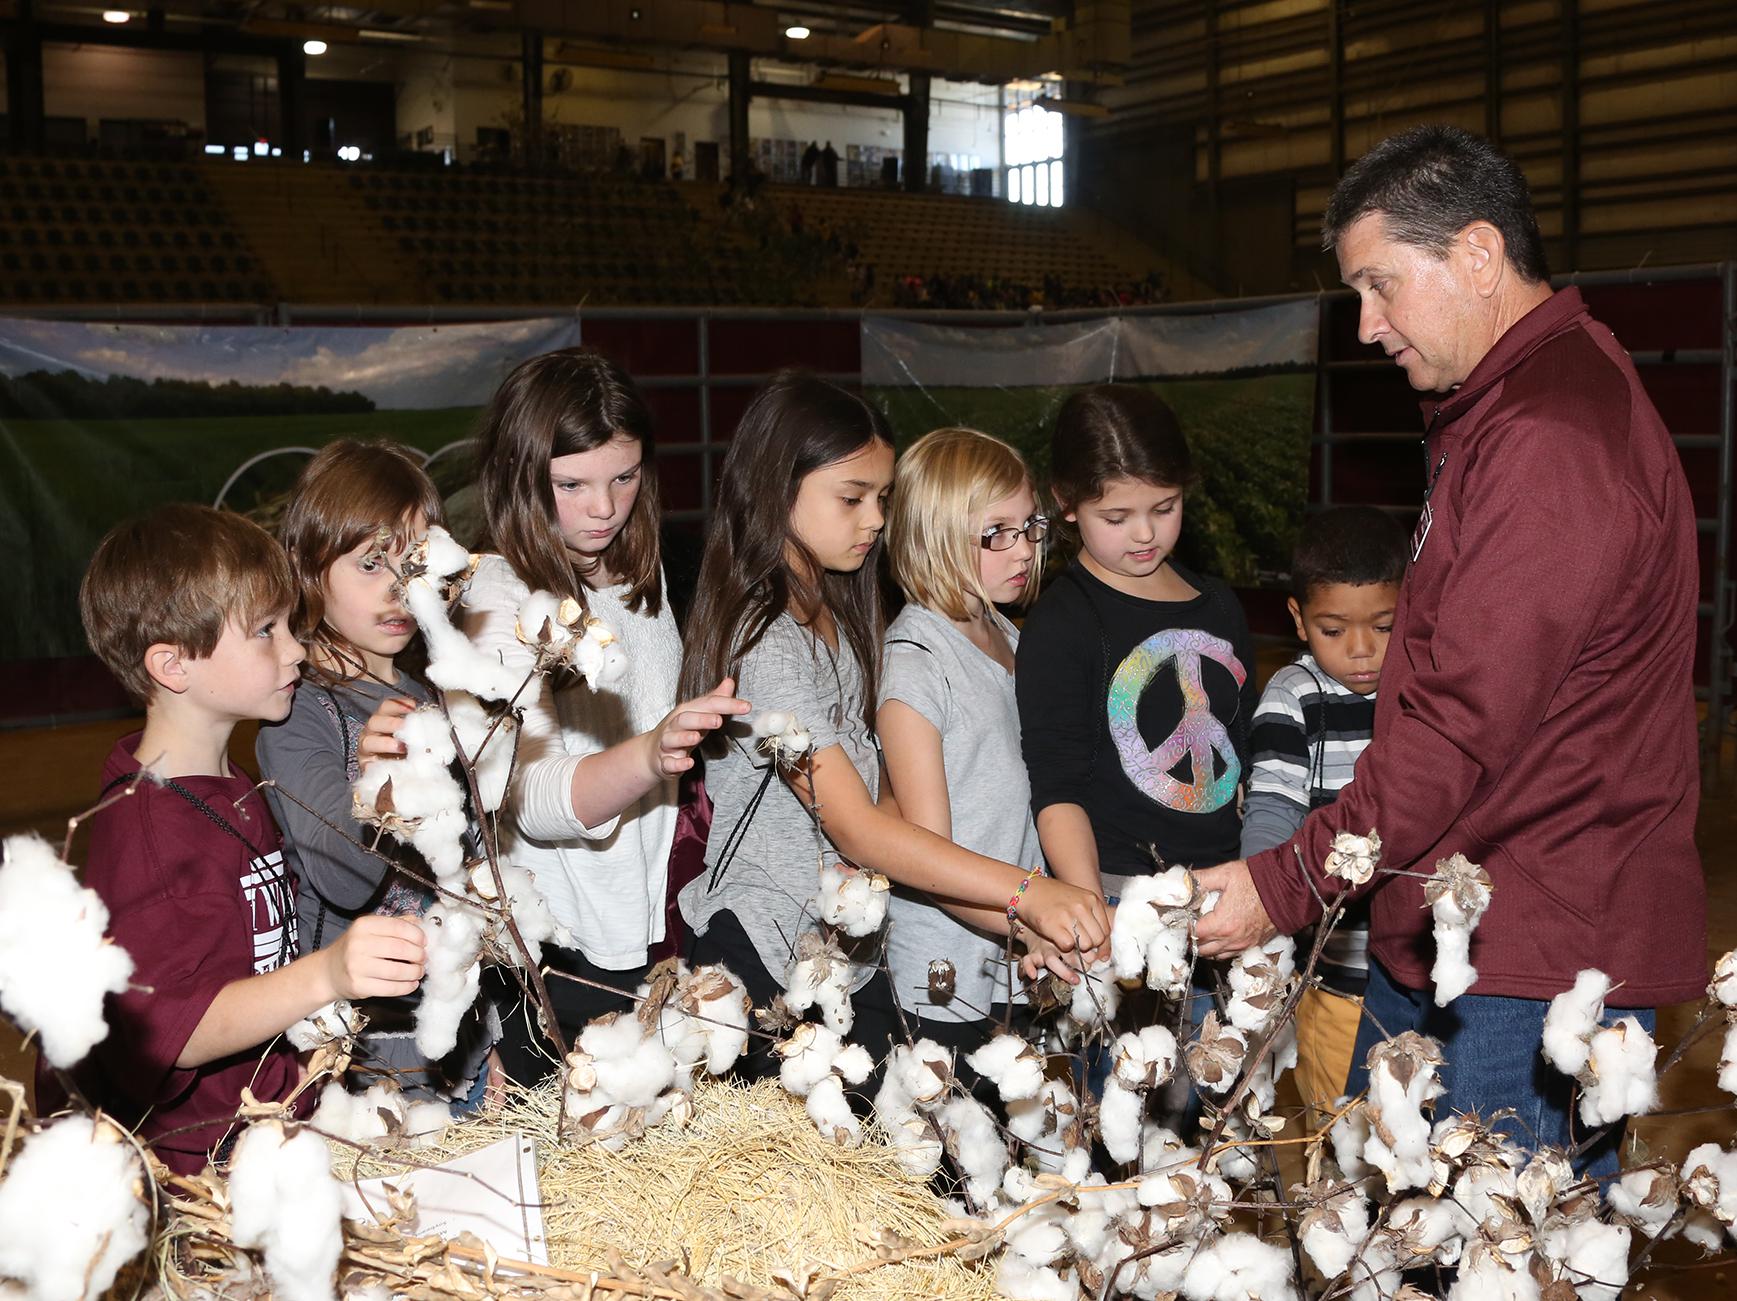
[[979, 515, 1050, 551]]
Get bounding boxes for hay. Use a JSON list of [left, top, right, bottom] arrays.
[[331, 1077, 1000, 1301]]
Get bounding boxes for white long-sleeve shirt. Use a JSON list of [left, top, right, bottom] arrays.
[[461, 554, 681, 969]]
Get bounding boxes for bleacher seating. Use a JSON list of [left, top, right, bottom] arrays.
[[0, 152, 1182, 309], [0, 156, 272, 304]]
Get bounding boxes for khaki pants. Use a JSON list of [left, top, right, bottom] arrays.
[[1291, 986, 1364, 1120]]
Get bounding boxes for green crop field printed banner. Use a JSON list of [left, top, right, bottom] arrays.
[[861, 301, 1319, 590], [0, 316, 580, 663]]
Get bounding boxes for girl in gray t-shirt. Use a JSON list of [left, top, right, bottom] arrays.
[[880, 429, 1076, 1058], [676, 378, 1110, 1077]]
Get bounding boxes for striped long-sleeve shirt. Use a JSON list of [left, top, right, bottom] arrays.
[[1240, 653, 1376, 989]]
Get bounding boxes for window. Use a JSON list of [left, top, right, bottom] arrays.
[[1002, 90, 1064, 207]]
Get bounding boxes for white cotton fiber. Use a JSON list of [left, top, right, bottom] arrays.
[[1179, 1231, 1299, 1301], [1541, 969, 1611, 1077], [0, 834, 135, 1069], [0, 1116, 149, 1301], [966, 1033, 1046, 1102], [414, 902, 485, 1059], [816, 863, 890, 937], [229, 1120, 343, 1301], [1576, 1016, 1658, 1127]]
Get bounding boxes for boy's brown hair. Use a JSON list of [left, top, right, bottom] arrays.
[[81, 504, 296, 705]]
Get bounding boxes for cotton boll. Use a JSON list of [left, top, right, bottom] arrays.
[[1110, 868, 1198, 996], [1681, 1210, 1725, 1251], [288, 999, 363, 1052], [1719, 1023, 1737, 1097], [445, 690, 515, 814], [1681, 1143, 1737, 1229], [1448, 1241, 1542, 1301], [1425, 854, 1493, 1007], [1112, 1025, 1179, 1092], [579, 1014, 678, 1108], [1544, 1218, 1630, 1301], [1456, 1161, 1525, 1231], [414, 902, 485, 1059], [805, 1074, 863, 1146], [1007, 1078, 1081, 1173], [1362, 1033, 1446, 1194], [1577, 1016, 1658, 1127], [1542, 969, 1611, 1077], [783, 933, 856, 1036], [1297, 1183, 1370, 1280], [751, 710, 813, 762], [407, 577, 524, 702], [879, 1039, 954, 1113], [1605, 1166, 1680, 1237], [938, 1094, 1010, 1209], [1323, 829, 1382, 886], [966, 1033, 1046, 1102], [1179, 1231, 1299, 1301], [403, 1099, 453, 1145], [1329, 1097, 1371, 1181], [996, 1255, 1081, 1301], [815, 864, 891, 938], [663, 963, 752, 1079], [493, 862, 573, 968], [420, 525, 474, 580], [0, 1116, 149, 1301], [0, 834, 135, 1069], [1099, 1079, 1146, 1165], [1711, 950, 1737, 1008], [1059, 957, 1122, 1037], [777, 1022, 853, 1097], [882, 1109, 946, 1178], [1388, 1196, 1471, 1268], [229, 1120, 344, 1301], [310, 1080, 409, 1143]]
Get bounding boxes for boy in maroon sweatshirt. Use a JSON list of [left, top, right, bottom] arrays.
[[70, 504, 427, 1175], [1198, 127, 1707, 1168]]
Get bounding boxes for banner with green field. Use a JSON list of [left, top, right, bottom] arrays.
[[861, 302, 1318, 588], [0, 316, 580, 662]]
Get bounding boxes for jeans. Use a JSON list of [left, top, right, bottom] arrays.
[[1346, 957, 1651, 1178]]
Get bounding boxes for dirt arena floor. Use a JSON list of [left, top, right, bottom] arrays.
[[2, 687, 1732, 1298]]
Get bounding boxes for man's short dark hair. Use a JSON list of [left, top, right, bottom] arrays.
[[1291, 506, 1409, 604], [1323, 125, 1550, 284]]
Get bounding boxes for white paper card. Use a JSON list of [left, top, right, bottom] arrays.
[[337, 1134, 548, 1265]]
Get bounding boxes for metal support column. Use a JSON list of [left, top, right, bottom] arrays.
[[727, 52, 751, 185], [1327, 0, 1344, 178], [277, 43, 307, 159], [1560, 0, 1580, 269], [904, 72, 931, 193]]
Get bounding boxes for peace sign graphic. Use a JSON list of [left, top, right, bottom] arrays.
[[1108, 628, 1248, 813]]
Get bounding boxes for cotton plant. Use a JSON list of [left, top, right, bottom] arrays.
[[1052, 956, 1123, 1043], [1006, 1076, 1086, 1176], [1578, 1017, 1659, 1127], [1183, 1012, 1250, 1097], [1224, 934, 1296, 1035], [0, 1115, 150, 1301], [472, 860, 573, 969], [310, 1079, 452, 1147], [351, 702, 469, 886], [0, 834, 135, 1069], [1178, 1231, 1300, 1301], [1424, 852, 1494, 1006], [815, 863, 891, 938], [413, 901, 486, 1060], [228, 1119, 345, 1301], [1361, 1032, 1446, 1193], [873, 1039, 953, 1178], [1109, 865, 1203, 998], [937, 1092, 1011, 1210], [966, 1033, 1048, 1104], [1542, 969, 1613, 1076], [750, 709, 813, 762], [1605, 1165, 1681, 1238], [561, 1010, 688, 1150], [514, 589, 628, 691], [1295, 1179, 1373, 1282], [782, 929, 857, 1035], [650, 961, 753, 1087], [777, 1022, 875, 1146], [1100, 1026, 1178, 1165], [398, 526, 522, 703], [445, 689, 518, 814], [286, 998, 364, 1052]]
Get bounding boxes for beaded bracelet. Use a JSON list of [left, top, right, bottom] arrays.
[[1007, 865, 1046, 922]]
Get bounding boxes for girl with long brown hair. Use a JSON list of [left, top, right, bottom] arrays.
[[676, 372, 1110, 1077], [259, 438, 497, 1107], [463, 347, 745, 1084]]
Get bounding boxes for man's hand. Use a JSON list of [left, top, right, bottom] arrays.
[[1194, 859, 1278, 958]]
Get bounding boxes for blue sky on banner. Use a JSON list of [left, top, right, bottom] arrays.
[[0, 316, 582, 409], [860, 299, 1318, 387]]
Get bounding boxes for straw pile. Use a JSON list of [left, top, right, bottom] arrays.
[[331, 1077, 1001, 1301]]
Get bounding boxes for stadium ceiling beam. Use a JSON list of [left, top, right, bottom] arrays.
[[747, 77, 909, 109]]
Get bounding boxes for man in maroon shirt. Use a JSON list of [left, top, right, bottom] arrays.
[[1196, 126, 1706, 1168]]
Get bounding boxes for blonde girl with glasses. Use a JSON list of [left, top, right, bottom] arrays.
[[878, 427, 1076, 1064]]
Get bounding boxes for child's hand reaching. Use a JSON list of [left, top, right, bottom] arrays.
[[357, 695, 418, 771], [644, 677, 750, 778], [1014, 877, 1110, 960], [1017, 930, 1083, 984], [322, 914, 426, 1001]]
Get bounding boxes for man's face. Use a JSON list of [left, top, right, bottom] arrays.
[[1337, 213, 1481, 393]]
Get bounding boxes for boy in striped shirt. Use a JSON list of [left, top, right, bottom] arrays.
[[1241, 505, 1407, 1112]]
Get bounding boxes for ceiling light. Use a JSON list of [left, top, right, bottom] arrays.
[[102, 9, 129, 21], [303, 39, 328, 55], [785, 24, 811, 39]]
